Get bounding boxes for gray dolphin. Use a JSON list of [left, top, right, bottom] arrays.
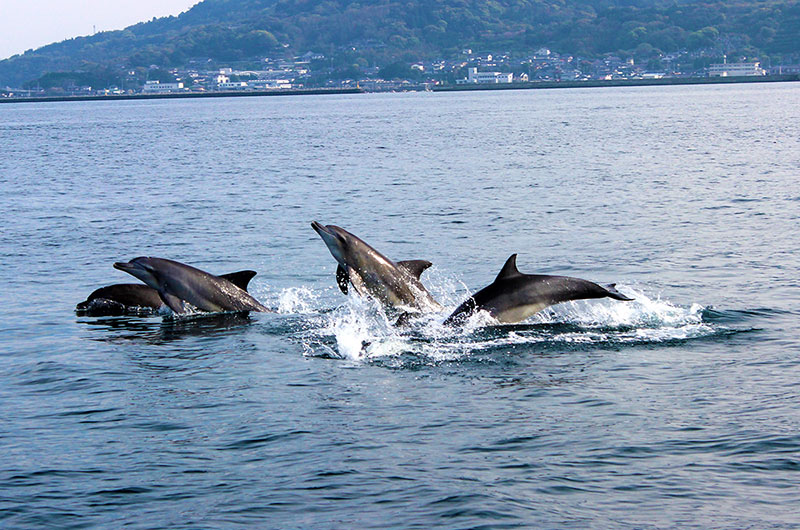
[[311, 221, 442, 313], [444, 254, 633, 325], [76, 271, 258, 316], [113, 257, 270, 314]]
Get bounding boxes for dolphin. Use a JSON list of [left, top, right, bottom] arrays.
[[444, 254, 633, 325], [113, 257, 270, 314], [311, 221, 442, 313], [76, 271, 258, 316]]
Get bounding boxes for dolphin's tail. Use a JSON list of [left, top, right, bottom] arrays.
[[604, 284, 634, 301]]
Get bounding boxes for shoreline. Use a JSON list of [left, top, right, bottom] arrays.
[[2, 75, 797, 104], [0, 87, 363, 104], [433, 74, 800, 93]]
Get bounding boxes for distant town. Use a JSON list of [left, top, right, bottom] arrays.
[[3, 47, 799, 99]]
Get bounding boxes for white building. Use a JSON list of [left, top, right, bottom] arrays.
[[142, 80, 184, 93], [708, 62, 765, 77], [458, 67, 513, 84], [217, 81, 248, 90], [248, 79, 293, 89]]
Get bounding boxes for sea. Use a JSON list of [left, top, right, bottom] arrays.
[[1, 83, 798, 529]]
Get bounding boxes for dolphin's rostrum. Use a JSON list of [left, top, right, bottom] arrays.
[[113, 257, 270, 315], [311, 221, 442, 313], [445, 254, 633, 325]]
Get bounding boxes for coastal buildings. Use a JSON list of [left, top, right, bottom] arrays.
[[5, 46, 798, 99]]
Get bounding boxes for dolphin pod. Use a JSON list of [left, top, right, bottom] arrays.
[[78, 223, 633, 324], [112, 257, 270, 315], [76, 270, 258, 317]]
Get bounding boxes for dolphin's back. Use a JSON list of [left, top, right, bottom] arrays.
[[76, 284, 163, 316], [84, 284, 163, 307]]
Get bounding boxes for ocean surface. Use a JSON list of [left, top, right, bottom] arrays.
[[1, 83, 799, 529]]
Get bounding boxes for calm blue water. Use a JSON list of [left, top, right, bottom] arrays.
[[1, 84, 799, 529]]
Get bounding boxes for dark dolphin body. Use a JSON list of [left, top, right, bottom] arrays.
[[76, 271, 258, 316], [113, 257, 270, 315], [445, 254, 633, 325], [76, 283, 164, 316], [311, 221, 442, 313]]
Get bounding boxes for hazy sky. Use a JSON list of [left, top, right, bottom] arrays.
[[0, 0, 201, 60]]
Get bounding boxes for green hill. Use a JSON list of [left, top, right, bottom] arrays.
[[2, 0, 799, 87]]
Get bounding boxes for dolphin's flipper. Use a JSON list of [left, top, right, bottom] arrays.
[[604, 284, 634, 301], [336, 265, 349, 294], [346, 266, 368, 297], [159, 290, 191, 314], [220, 270, 257, 292], [397, 260, 433, 280]]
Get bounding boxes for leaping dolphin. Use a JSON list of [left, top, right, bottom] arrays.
[[444, 254, 633, 325], [311, 221, 442, 313], [113, 257, 270, 314], [76, 271, 258, 316]]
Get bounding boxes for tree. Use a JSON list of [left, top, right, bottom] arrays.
[[687, 26, 719, 50], [378, 61, 417, 80]]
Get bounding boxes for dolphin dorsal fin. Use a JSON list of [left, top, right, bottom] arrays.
[[495, 254, 523, 282], [397, 260, 433, 280], [220, 270, 257, 291]]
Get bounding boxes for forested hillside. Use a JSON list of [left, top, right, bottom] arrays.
[[1, 0, 798, 87]]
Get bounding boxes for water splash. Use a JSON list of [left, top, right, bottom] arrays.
[[524, 286, 715, 343], [298, 284, 724, 362], [532, 285, 704, 328], [276, 287, 322, 314]]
